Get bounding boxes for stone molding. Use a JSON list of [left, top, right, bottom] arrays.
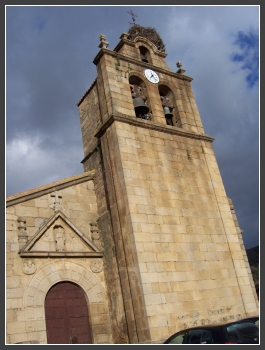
[[19, 210, 102, 258], [134, 36, 167, 56], [81, 144, 101, 164], [92, 48, 193, 82], [94, 113, 215, 142], [20, 251, 103, 258]]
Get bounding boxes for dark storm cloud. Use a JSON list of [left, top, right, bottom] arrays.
[[6, 6, 259, 249]]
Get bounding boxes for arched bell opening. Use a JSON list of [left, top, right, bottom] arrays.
[[159, 85, 176, 126], [129, 75, 152, 121], [139, 46, 151, 64]]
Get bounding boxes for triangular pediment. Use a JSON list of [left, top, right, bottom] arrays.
[[19, 210, 102, 258]]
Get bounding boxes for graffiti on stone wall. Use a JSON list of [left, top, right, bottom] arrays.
[[177, 307, 242, 330], [207, 307, 232, 316]]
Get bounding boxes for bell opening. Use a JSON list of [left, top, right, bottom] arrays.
[[141, 55, 149, 63], [164, 107, 173, 126], [135, 106, 149, 118], [134, 97, 149, 117], [139, 46, 150, 64], [166, 117, 173, 126]]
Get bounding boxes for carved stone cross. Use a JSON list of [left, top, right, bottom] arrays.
[[50, 193, 62, 212]]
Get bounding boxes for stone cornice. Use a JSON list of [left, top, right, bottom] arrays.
[[6, 171, 96, 207], [93, 48, 193, 82], [81, 142, 101, 164], [19, 251, 103, 258], [94, 113, 215, 142]]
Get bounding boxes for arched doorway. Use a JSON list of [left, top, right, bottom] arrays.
[[45, 281, 92, 344]]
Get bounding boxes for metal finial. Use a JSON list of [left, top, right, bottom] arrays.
[[176, 61, 182, 68], [128, 10, 138, 25]]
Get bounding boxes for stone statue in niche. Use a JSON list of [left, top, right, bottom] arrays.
[[22, 259, 36, 275], [53, 225, 65, 251]]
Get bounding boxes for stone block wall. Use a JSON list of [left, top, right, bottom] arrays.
[[101, 119, 258, 343], [228, 198, 258, 306], [78, 83, 101, 159]]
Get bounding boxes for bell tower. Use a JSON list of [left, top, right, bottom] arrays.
[[77, 25, 258, 344]]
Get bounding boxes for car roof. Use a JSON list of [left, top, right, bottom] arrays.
[[169, 319, 258, 332], [164, 319, 259, 343]]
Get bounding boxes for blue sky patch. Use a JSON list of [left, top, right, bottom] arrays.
[[33, 14, 47, 33], [231, 30, 259, 88]]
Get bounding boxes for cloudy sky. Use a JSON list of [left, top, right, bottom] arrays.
[[6, 5, 259, 249]]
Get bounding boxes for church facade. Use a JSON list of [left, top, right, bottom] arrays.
[[6, 26, 258, 344]]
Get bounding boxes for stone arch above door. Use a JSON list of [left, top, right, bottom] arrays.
[[45, 281, 92, 344], [23, 260, 111, 344]]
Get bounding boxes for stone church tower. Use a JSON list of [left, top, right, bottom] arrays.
[[6, 25, 258, 344]]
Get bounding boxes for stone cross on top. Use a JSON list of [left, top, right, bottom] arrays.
[[50, 192, 62, 212], [176, 61, 186, 75]]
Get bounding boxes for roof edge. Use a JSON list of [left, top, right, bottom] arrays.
[[77, 77, 97, 106], [6, 171, 96, 207]]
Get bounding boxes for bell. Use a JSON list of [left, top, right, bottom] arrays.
[[134, 97, 149, 116], [141, 54, 148, 63], [163, 106, 173, 126], [163, 106, 173, 117]]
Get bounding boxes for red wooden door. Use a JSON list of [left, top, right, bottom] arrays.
[[45, 281, 92, 344]]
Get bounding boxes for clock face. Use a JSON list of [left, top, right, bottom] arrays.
[[144, 69, 159, 84]]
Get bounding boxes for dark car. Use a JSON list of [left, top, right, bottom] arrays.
[[164, 320, 259, 344], [238, 316, 259, 327]]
